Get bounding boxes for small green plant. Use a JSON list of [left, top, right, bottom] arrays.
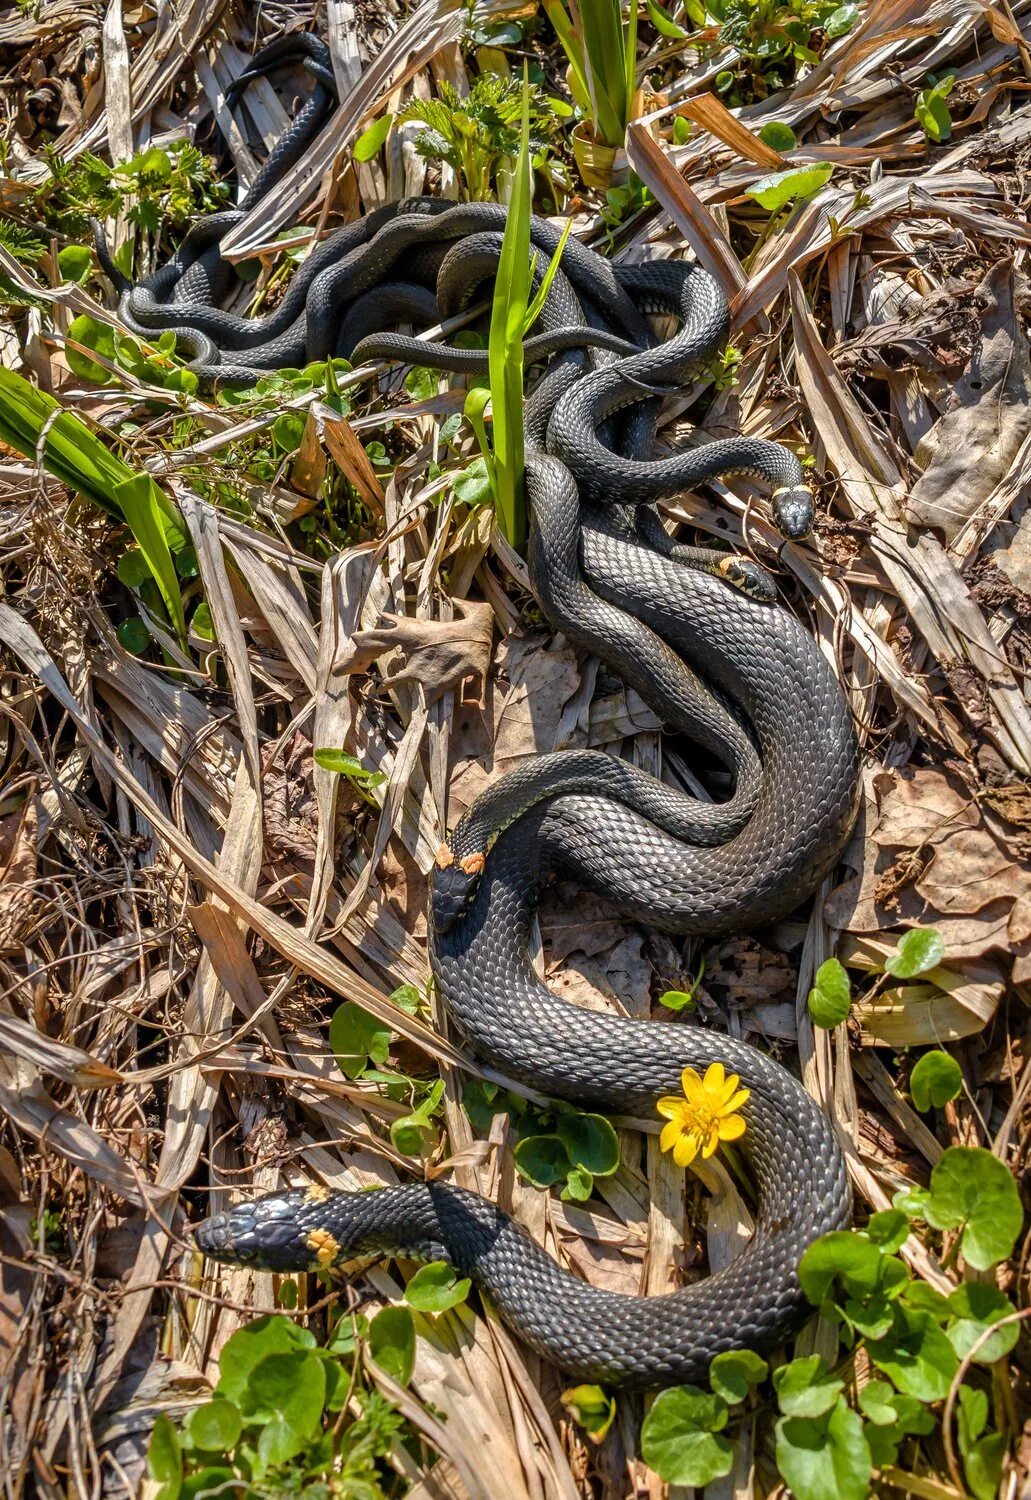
[[915, 71, 958, 142], [147, 1311, 421, 1497], [636, 1146, 1024, 1496], [807, 925, 944, 1030], [64, 316, 200, 395], [314, 748, 387, 806], [707, 0, 860, 104], [396, 75, 555, 202], [543, 0, 638, 172], [464, 1079, 621, 1202]]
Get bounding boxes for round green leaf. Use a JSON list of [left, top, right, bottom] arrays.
[[405, 1261, 471, 1313], [884, 927, 945, 978], [910, 1050, 962, 1111], [825, 3, 860, 38], [247, 1350, 325, 1466], [640, 1386, 732, 1486], [216, 1315, 316, 1403], [147, 1414, 182, 1500], [66, 313, 115, 383], [798, 1230, 907, 1305], [117, 617, 151, 655], [555, 1112, 620, 1176], [808, 957, 851, 1029], [117, 547, 152, 588], [758, 120, 797, 151], [745, 163, 834, 212], [709, 1349, 768, 1404], [190, 602, 215, 642], [453, 457, 494, 507], [866, 1209, 909, 1253], [184, 1398, 241, 1454], [272, 411, 306, 454], [369, 1305, 416, 1386], [775, 1398, 871, 1500], [947, 1283, 1019, 1364], [925, 1147, 1023, 1270], [858, 1379, 903, 1427], [773, 1356, 843, 1419], [182, 1467, 236, 1500], [562, 1164, 594, 1201], [964, 1432, 1006, 1500], [868, 1308, 958, 1401], [561, 1384, 616, 1441], [329, 1000, 393, 1080], [513, 1134, 570, 1188], [58, 245, 94, 284], [354, 114, 393, 162]]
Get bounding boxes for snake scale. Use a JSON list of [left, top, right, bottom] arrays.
[[134, 33, 860, 1388]]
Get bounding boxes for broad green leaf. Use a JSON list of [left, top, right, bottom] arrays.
[[390, 983, 423, 1015], [868, 1308, 958, 1401], [758, 121, 797, 151], [354, 114, 393, 162], [562, 1164, 594, 1200], [746, 163, 834, 211], [117, 546, 154, 589], [272, 411, 306, 453], [915, 89, 953, 143], [858, 1380, 934, 1436], [865, 1209, 909, 1253], [453, 455, 494, 508], [910, 1050, 962, 1110], [190, 602, 215, 642], [66, 313, 117, 384], [216, 1316, 317, 1403], [369, 1305, 416, 1385], [555, 1111, 620, 1176], [513, 1134, 569, 1188], [775, 1398, 871, 1500], [147, 1414, 183, 1500], [184, 1399, 242, 1454], [249, 1351, 326, 1467], [773, 1356, 842, 1419], [964, 1432, 1007, 1500], [842, 1296, 894, 1340], [798, 1230, 907, 1305], [924, 1146, 1023, 1270], [892, 1183, 931, 1219], [640, 1385, 732, 1487], [947, 1283, 1019, 1364], [884, 927, 945, 978], [112, 472, 186, 642], [405, 1261, 471, 1313], [561, 1384, 616, 1440], [825, 3, 860, 38], [957, 1384, 989, 1451], [329, 1000, 393, 1079], [709, 1349, 768, 1404], [182, 1467, 236, 1500], [58, 245, 94, 284], [808, 956, 851, 1029], [658, 988, 696, 1012], [117, 617, 151, 655], [672, 116, 692, 145], [313, 748, 386, 786]]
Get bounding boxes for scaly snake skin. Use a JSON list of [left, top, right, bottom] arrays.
[[161, 34, 859, 1387]]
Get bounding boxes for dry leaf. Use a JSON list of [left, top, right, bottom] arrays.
[[346, 599, 494, 705], [0, 799, 39, 956]]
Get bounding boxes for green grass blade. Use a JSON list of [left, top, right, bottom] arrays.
[[523, 218, 574, 335], [574, 0, 629, 147], [112, 473, 187, 643]]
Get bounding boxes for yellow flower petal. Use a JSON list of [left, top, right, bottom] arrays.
[[657, 1095, 685, 1121], [660, 1120, 682, 1154], [673, 1131, 701, 1167], [718, 1088, 751, 1116], [718, 1114, 747, 1142], [701, 1124, 721, 1158], [711, 1071, 742, 1108], [680, 1066, 703, 1103], [703, 1061, 726, 1095]]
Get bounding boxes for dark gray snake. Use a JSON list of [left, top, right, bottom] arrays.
[[154, 34, 859, 1388]]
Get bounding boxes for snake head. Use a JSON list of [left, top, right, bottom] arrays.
[[716, 556, 776, 603], [432, 845, 486, 935], [195, 1189, 350, 1272], [771, 484, 814, 541]]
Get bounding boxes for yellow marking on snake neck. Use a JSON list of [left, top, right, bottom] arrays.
[[306, 1227, 341, 1267], [435, 843, 454, 869], [460, 851, 485, 875], [306, 1184, 331, 1204], [771, 484, 809, 498]]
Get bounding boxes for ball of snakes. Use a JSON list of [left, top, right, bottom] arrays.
[[145, 33, 860, 1388]]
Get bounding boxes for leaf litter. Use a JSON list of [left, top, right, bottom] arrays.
[[1, 1, 1031, 1497]]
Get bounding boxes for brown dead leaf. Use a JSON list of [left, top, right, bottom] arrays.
[[0, 798, 39, 956], [345, 599, 494, 706], [825, 762, 1031, 968], [907, 261, 1031, 543]]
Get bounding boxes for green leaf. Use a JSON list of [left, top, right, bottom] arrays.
[[658, 988, 696, 1012], [555, 1112, 620, 1176], [181, 1467, 236, 1500], [958, 1384, 989, 1451], [640, 1386, 732, 1487], [947, 1283, 1019, 1364], [354, 114, 393, 162], [866, 1209, 909, 1254], [746, 163, 834, 211], [672, 116, 692, 145], [868, 1308, 958, 1401], [454, 454, 494, 509], [775, 1398, 872, 1500], [825, 3, 859, 38], [405, 1261, 471, 1313], [915, 89, 953, 143], [190, 602, 214, 642], [646, 0, 688, 38], [709, 1349, 768, 1405], [513, 1134, 570, 1188], [113, 472, 187, 642], [842, 1295, 895, 1341], [910, 1050, 962, 1110], [390, 983, 422, 1015], [858, 1380, 934, 1436], [58, 244, 94, 284], [758, 120, 797, 151], [117, 617, 151, 655], [403, 366, 438, 402], [369, 1305, 415, 1385], [924, 1146, 1023, 1270], [798, 1230, 907, 1305], [313, 748, 386, 786], [884, 927, 945, 978], [329, 1000, 393, 1079], [216, 1317, 317, 1403], [66, 313, 116, 383], [117, 546, 153, 589], [964, 1432, 1007, 1500], [272, 411, 306, 453], [808, 956, 851, 1029], [561, 1384, 616, 1441], [147, 1414, 183, 1500], [561, 1164, 594, 1200], [249, 1351, 326, 1468], [184, 1399, 242, 1454], [773, 1356, 843, 1419], [893, 1183, 931, 1219]]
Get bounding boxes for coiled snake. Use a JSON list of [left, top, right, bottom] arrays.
[[138, 34, 859, 1387]]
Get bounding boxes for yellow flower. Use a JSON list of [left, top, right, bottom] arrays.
[[657, 1062, 750, 1168]]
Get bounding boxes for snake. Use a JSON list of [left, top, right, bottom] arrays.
[[132, 33, 860, 1388]]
